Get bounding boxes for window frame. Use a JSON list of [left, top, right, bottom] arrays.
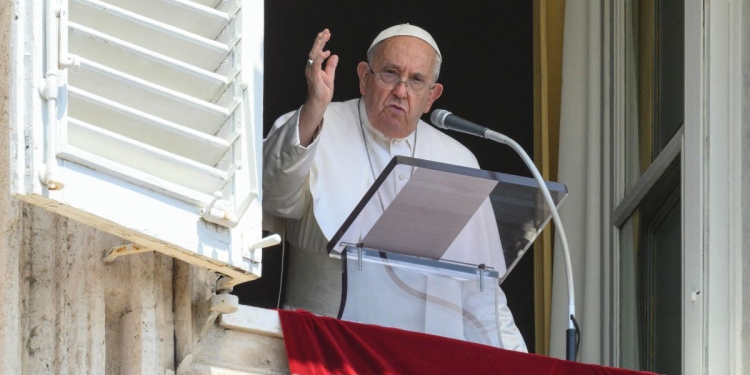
[[612, 1, 742, 374]]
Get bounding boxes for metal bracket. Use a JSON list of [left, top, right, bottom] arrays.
[[344, 243, 365, 271], [197, 276, 240, 342], [38, 163, 65, 191], [226, 1, 242, 19], [199, 191, 236, 227], [103, 244, 152, 263], [478, 264, 486, 292], [38, 73, 59, 100], [198, 163, 250, 228], [60, 54, 81, 73]]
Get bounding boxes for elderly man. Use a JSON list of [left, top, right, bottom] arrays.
[[263, 24, 526, 351]]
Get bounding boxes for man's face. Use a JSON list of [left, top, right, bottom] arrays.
[[357, 36, 443, 138]]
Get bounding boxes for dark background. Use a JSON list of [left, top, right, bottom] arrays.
[[234, 0, 536, 352]]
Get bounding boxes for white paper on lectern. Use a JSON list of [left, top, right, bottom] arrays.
[[362, 167, 499, 262]]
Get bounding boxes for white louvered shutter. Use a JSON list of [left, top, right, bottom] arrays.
[[10, 0, 265, 286]]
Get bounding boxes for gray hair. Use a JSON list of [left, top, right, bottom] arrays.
[[367, 40, 442, 82]]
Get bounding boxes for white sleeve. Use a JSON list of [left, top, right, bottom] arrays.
[[262, 107, 324, 219]]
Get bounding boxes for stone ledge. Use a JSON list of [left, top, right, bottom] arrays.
[[219, 305, 283, 338]]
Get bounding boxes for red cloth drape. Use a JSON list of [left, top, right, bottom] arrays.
[[278, 309, 660, 375]]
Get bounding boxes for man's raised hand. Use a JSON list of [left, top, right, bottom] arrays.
[[305, 29, 338, 108], [298, 29, 339, 146]]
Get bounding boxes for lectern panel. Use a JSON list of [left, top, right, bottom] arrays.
[[339, 247, 501, 347], [328, 156, 567, 282], [327, 156, 567, 347]]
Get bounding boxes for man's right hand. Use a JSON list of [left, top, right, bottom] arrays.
[[299, 29, 338, 147]]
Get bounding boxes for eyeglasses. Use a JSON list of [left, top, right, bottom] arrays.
[[368, 65, 435, 94]]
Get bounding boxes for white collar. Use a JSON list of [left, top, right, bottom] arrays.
[[358, 98, 416, 149]]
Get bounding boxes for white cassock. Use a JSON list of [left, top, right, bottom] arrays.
[[263, 98, 527, 351]]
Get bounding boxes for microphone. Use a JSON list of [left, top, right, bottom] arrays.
[[430, 109, 488, 138], [430, 108, 579, 361]]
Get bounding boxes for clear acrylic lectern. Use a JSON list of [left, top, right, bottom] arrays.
[[327, 156, 567, 347]]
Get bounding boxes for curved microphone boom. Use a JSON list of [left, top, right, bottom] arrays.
[[431, 109, 579, 361]]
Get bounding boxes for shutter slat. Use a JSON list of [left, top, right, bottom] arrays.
[[58, 146, 214, 207], [104, 0, 232, 40], [69, 23, 228, 101], [68, 118, 227, 194], [70, 58, 233, 134], [68, 87, 230, 165], [190, 0, 221, 9], [71, 0, 230, 71]]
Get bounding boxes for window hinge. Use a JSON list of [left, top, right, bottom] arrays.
[[198, 277, 240, 341], [60, 54, 81, 72], [38, 73, 65, 190], [38, 72, 59, 100], [38, 163, 65, 191], [242, 234, 281, 264]]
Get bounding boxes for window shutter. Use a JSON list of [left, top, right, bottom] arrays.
[[10, 0, 266, 286]]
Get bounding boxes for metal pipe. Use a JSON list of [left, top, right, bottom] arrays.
[[42, 0, 62, 190], [485, 129, 577, 360]]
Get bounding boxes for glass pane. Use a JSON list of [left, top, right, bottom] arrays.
[[654, 0, 684, 154], [619, 198, 682, 373], [618, 159, 681, 372], [648, 199, 682, 375], [622, 0, 684, 197]]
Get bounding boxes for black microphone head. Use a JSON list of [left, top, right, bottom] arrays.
[[430, 109, 452, 129]]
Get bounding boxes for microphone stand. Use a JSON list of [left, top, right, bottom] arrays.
[[483, 129, 578, 361]]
